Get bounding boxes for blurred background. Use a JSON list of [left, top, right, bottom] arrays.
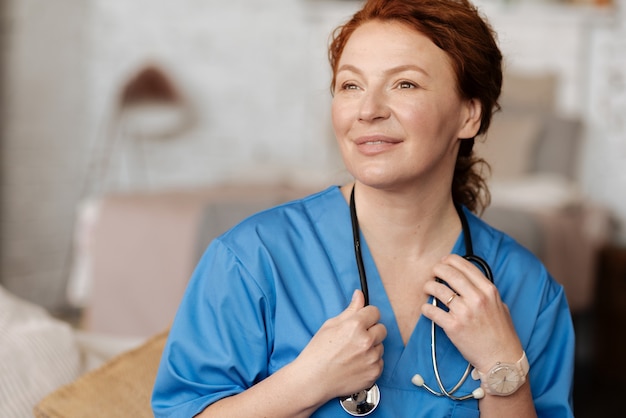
[[0, 0, 625, 416]]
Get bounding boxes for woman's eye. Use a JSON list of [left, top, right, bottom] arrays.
[[398, 81, 417, 89], [341, 82, 359, 91]]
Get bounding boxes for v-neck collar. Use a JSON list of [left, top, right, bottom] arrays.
[[311, 187, 476, 392], [356, 220, 467, 389]]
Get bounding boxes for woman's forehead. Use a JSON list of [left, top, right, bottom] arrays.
[[338, 20, 454, 78]]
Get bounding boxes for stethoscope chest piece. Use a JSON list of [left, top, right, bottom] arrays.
[[339, 384, 381, 416]]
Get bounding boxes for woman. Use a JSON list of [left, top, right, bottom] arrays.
[[152, 0, 574, 416]]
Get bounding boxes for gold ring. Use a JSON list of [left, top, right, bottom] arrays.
[[446, 293, 457, 306]]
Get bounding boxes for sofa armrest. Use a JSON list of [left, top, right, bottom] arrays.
[[34, 330, 167, 418]]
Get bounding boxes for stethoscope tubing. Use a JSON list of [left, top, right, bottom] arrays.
[[350, 186, 370, 306]]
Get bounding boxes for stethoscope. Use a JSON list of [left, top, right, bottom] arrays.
[[339, 186, 494, 416]]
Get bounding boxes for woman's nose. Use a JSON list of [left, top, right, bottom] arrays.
[[358, 90, 390, 122]]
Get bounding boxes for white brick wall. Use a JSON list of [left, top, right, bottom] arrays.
[[1, 0, 359, 309], [1, 0, 92, 308]]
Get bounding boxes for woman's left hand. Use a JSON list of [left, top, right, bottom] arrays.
[[421, 254, 523, 373]]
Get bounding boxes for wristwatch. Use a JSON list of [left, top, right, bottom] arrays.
[[471, 351, 529, 396]]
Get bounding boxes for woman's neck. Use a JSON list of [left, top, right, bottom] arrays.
[[341, 182, 461, 260]]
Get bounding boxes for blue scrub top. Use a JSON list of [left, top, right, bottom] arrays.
[[152, 186, 574, 417]]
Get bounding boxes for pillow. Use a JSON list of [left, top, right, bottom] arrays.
[[34, 329, 167, 418], [0, 286, 83, 418]]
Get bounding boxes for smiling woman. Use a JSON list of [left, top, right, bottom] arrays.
[[328, 0, 501, 214], [151, 1, 574, 417], [331, 20, 482, 197]]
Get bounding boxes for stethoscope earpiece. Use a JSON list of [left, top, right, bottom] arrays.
[[411, 373, 485, 400], [410, 374, 425, 387], [472, 387, 485, 400]]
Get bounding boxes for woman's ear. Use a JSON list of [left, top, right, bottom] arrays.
[[458, 98, 482, 140]]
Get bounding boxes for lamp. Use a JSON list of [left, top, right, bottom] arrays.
[[116, 64, 194, 140]]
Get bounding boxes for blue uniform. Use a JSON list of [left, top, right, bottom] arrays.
[[152, 186, 574, 417]]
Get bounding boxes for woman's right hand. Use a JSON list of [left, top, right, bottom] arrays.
[[198, 290, 386, 418], [295, 289, 387, 403]]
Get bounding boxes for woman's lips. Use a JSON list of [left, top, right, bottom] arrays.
[[355, 135, 402, 154]]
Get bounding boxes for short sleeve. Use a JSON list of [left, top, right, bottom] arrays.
[[527, 277, 575, 418], [478, 217, 575, 418], [151, 239, 273, 418]]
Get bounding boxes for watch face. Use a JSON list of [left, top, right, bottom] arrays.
[[487, 365, 522, 395]]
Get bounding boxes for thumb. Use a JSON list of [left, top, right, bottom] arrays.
[[344, 289, 365, 313]]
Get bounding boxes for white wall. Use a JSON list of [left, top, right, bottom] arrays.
[[584, 15, 626, 242], [2, 0, 625, 309], [84, 0, 346, 192], [1, 0, 360, 309], [1, 0, 92, 308], [475, 1, 626, 242]]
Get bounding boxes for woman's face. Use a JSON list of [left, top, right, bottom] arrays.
[[332, 20, 481, 192]]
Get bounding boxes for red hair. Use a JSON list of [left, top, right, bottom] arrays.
[[329, 0, 502, 212]]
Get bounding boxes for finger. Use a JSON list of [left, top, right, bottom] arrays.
[[368, 322, 387, 345], [423, 278, 459, 306], [421, 301, 455, 329], [340, 290, 381, 330], [432, 259, 481, 298], [343, 289, 366, 314], [443, 254, 492, 289]]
